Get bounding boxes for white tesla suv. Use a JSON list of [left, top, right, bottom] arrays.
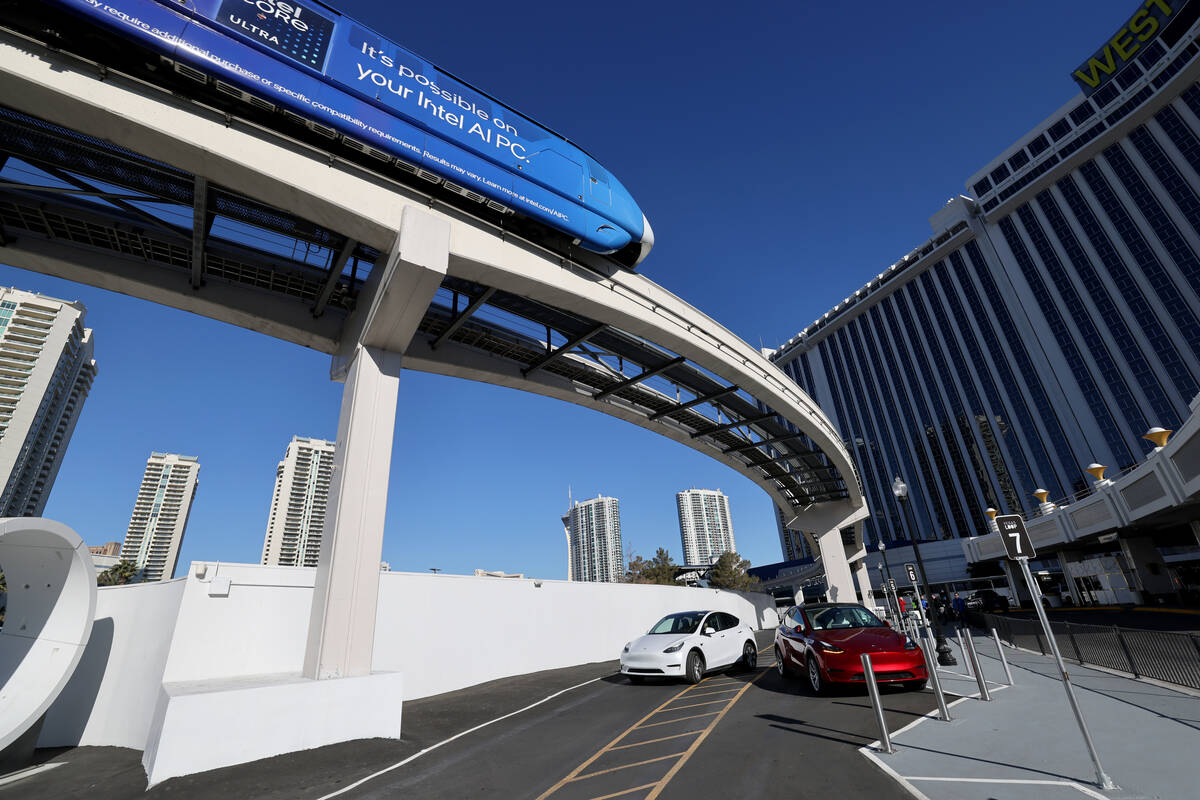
[[620, 610, 758, 684]]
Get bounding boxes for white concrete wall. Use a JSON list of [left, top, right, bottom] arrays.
[[41, 563, 775, 749], [161, 563, 313, 683], [372, 571, 776, 699], [39, 578, 185, 749]]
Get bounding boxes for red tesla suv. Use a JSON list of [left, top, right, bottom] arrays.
[[774, 603, 928, 694]]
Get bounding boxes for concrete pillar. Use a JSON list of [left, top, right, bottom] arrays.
[[1000, 559, 1032, 607], [855, 559, 874, 607], [1057, 550, 1083, 606], [304, 208, 448, 680], [303, 345, 402, 680], [817, 527, 857, 604], [1120, 535, 1173, 600]]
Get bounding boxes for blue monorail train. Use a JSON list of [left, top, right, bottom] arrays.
[[37, 0, 654, 266]]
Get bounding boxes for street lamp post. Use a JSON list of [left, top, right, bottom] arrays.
[[878, 541, 896, 621], [892, 476, 956, 666]]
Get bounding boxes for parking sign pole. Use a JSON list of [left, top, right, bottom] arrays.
[[1017, 555, 1115, 790]]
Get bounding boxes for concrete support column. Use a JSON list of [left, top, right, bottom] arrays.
[[855, 559, 874, 607], [1057, 550, 1083, 606], [817, 528, 857, 604], [303, 345, 402, 679], [304, 207, 448, 680], [1000, 559, 1031, 607], [1120, 535, 1173, 600]]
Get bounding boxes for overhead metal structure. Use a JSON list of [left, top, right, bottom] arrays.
[[0, 102, 852, 512]]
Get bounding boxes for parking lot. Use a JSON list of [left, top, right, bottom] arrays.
[[10, 631, 936, 799]]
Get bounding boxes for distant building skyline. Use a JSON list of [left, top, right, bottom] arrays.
[[676, 488, 736, 565], [261, 436, 335, 568], [0, 287, 96, 517], [119, 452, 200, 581], [562, 495, 623, 583]]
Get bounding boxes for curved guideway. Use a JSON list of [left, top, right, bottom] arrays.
[[5, 631, 936, 798]]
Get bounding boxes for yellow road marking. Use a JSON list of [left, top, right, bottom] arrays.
[[634, 711, 720, 729], [642, 669, 770, 800], [536, 640, 777, 800], [569, 752, 687, 782], [534, 681, 708, 799], [587, 782, 659, 800], [658, 698, 730, 712], [676, 686, 741, 699], [609, 731, 702, 751]]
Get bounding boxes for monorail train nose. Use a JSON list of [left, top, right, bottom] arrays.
[[633, 213, 654, 267]]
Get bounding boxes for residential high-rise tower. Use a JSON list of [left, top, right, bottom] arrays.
[[261, 436, 335, 568], [119, 452, 200, 582], [676, 489, 736, 565], [562, 495, 623, 582], [0, 287, 97, 517]]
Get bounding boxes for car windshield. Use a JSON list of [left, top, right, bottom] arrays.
[[648, 612, 705, 635], [807, 605, 887, 631]]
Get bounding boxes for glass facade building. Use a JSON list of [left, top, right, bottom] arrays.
[[770, 17, 1200, 562]]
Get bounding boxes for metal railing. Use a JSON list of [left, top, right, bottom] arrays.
[[971, 611, 1200, 691]]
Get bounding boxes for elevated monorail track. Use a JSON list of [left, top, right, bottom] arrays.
[[0, 24, 869, 595]]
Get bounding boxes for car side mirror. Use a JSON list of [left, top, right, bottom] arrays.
[[703, 626, 716, 636], [793, 625, 804, 635], [883, 620, 892, 628]]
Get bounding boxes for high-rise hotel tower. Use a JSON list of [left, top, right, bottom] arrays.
[[119, 452, 200, 582], [0, 287, 96, 516], [261, 436, 335, 568], [562, 495, 624, 582], [676, 489, 736, 565], [768, 3, 1200, 598]]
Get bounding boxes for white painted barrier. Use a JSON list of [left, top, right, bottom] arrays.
[[43, 562, 777, 754]]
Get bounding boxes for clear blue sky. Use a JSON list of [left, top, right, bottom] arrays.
[[2, 0, 1141, 578]]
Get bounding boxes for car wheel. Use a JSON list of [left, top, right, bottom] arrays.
[[740, 641, 757, 671], [904, 679, 927, 691], [685, 650, 705, 684], [629, 675, 644, 684], [775, 645, 796, 680], [806, 651, 825, 695]]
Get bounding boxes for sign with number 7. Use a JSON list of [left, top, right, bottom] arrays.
[[995, 514, 1036, 560]]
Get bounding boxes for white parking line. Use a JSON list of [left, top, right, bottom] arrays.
[[0, 762, 63, 788], [859, 749, 932, 800], [906, 776, 1109, 799], [314, 676, 604, 800]]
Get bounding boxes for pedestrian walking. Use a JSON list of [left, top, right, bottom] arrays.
[[952, 592, 966, 624]]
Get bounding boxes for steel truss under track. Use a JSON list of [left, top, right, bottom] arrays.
[[0, 104, 850, 511]]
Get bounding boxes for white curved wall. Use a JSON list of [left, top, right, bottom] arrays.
[[0, 518, 97, 752]]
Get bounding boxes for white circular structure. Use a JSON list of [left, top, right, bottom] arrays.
[[0, 518, 97, 752]]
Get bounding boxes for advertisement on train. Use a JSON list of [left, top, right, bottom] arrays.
[[44, 0, 650, 261]]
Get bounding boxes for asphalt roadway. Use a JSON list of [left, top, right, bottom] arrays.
[[7, 631, 936, 799]]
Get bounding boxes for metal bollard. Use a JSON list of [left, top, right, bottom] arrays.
[[956, 628, 972, 676], [922, 629, 952, 721], [861, 653, 894, 753], [963, 629, 991, 700], [992, 627, 1014, 685]]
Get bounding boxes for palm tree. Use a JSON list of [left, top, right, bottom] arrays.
[[98, 560, 140, 586]]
